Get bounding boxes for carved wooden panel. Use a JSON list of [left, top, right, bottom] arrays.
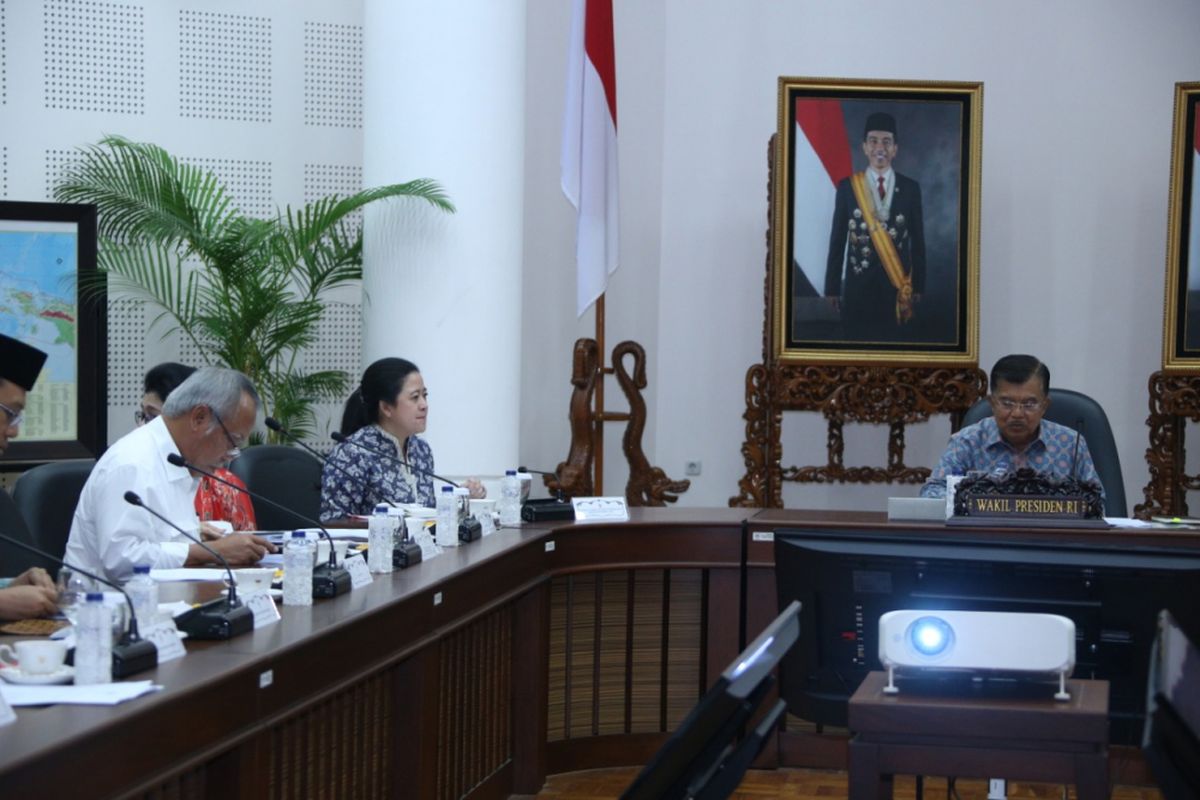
[[1135, 370, 1200, 518]]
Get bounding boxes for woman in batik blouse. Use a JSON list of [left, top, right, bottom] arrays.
[[319, 358, 485, 521]]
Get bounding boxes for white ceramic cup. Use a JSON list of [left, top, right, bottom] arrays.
[[404, 517, 427, 540], [315, 539, 351, 564], [0, 640, 69, 675], [469, 499, 497, 520], [233, 568, 275, 593]]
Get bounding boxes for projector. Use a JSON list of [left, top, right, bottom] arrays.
[[878, 609, 1076, 700]]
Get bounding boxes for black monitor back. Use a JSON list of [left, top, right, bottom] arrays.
[[774, 529, 1200, 744]]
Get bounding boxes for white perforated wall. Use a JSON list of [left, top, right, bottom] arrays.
[[304, 21, 362, 128], [44, 0, 144, 114], [0, 0, 365, 448], [179, 9, 271, 124]]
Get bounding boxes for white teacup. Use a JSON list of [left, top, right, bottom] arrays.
[[469, 498, 497, 520], [0, 640, 68, 675], [405, 516, 428, 540], [233, 568, 276, 593], [315, 539, 351, 565]]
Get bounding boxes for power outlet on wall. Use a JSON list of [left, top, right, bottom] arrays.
[[685, 460, 702, 476]]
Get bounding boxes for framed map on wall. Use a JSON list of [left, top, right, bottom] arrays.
[[0, 201, 106, 466]]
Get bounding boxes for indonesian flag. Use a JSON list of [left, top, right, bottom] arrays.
[[561, 0, 619, 316], [1190, 111, 1200, 291], [792, 99, 853, 297]]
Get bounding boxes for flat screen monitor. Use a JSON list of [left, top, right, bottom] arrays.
[[774, 529, 1200, 744], [621, 600, 801, 800]]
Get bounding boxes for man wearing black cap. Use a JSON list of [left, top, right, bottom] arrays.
[[824, 111, 926, 342], [0, 333, 60, 620]]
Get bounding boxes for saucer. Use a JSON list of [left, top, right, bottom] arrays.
[[0, 665, 75, 685]]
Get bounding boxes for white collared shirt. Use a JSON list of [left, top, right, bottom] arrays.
[[64, 416, 201, 583]]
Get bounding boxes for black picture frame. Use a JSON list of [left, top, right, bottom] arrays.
[[0, 200, 105, 466], [771, 77, 982, 364]]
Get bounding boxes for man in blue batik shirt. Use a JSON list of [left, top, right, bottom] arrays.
[[920, 354, 1104, 504]]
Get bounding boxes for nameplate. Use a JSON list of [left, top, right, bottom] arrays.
[[572, 497, 629, 523], [143, 620, 187, 662], [413, 528, 441, 560], [344, 554, 372, 589], [245, 592, 281, 629], [963, 494, 1088, 519], [476, 511, 496, 537]]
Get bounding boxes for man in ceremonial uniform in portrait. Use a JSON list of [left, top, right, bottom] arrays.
[[824, 112, 927, 342]]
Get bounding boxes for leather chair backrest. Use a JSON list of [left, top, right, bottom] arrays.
[[12, 460, 96, 567], [960, 388, 1127, 516], [229, 445, 322, 530], [0, 488, 47, 574]]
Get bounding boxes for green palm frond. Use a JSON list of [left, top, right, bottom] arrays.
[[55, 136, 454, 443]]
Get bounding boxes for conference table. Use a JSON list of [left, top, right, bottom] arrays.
[[1, 508, 1197, 799]]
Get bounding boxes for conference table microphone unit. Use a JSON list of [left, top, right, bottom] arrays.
[[330, 431, 482, 544], [165, 454, 352, 598], [124, 491, 254, 640], [265, 418, 424, 568], [0, 530, 158, 677], [517, 466, 576, 522]]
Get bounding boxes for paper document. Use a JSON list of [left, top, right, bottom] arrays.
[[0, 680, 162, 706], [150, 568, 227, 582]]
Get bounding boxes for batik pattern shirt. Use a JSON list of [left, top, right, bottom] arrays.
[[920, 417, 1104, 502], [319, 425, 435, 520]]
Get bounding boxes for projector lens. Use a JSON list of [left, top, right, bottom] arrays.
[[910, 616, 952, 656]]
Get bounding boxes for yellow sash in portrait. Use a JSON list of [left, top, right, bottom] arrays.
[[850, 171, 913, 324]]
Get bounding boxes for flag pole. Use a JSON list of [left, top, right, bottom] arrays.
[[593, 292, 606, 495]]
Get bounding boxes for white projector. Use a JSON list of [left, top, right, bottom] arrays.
[[878, 609, 1076, 700]]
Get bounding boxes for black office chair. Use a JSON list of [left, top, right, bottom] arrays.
[[960, 388, 1127, 517], [0, 488, 50, 574], [229, 445, 323, 530], [11, 459, 95, 566]]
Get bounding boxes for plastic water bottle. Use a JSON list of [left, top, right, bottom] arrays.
[[436, 486, 458, 547], [124, 564, 158, 629], [368, 504, 394, 573], [74, 592, 112, 685], [499, 469, 521, 526], [283, 531, 314, 606]]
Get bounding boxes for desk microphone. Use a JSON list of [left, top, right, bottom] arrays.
[[265, 418, 421, 568], [518, 466, 568, 502], [0, 530, 158, 677], [123, 491, 254, 639], [165, 453, 352, 596], [331, 431, 460, 488]]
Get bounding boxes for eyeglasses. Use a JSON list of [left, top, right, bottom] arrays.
[[0, 401, 24, 429], [210, 408, 243, 458], [993, 397, 1044, 414], [133, 408, 159, 426]]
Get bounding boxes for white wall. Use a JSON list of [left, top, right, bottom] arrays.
[[521, 0, 1200, 511]]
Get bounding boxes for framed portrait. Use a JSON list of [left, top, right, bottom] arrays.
[[1161, 82, 1200, 371], [0, 200, 106, 466], [771, 77, 982, 364]]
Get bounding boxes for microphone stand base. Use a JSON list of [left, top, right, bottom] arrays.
[[113, 639, 158, 678], [176, 599, 255, 640], [394, 540, 423, 568], [521, 498, 576, 522], [458, 518, 483, 543], [312, 565, 352, 598]]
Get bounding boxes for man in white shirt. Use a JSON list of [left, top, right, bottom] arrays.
[[65, 366, 274, 583]]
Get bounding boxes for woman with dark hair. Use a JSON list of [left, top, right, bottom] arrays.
[[320, 358, 484, 520], [138, 362, 257, 532]]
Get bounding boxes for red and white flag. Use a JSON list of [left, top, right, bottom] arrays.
[[561, 0, 618, 316], [791, 99, 852, 297]]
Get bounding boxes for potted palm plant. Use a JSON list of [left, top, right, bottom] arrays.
[[54, 134, 453, 441]]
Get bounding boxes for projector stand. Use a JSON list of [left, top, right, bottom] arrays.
[[884, 665, 899, 694], [1055, 669, 1071, 701]]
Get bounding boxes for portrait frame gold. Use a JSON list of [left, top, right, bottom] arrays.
[[1160, 82, 1200, 372], [770, 76, 982, 365]]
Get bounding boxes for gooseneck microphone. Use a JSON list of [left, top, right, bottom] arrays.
[[266, 418, 421, 568], [331, 431, 460, 488], [0, 530, 158, 677], [123, 491, 253, 640], [518, 466, 567, 502], [166, 453, 352, 597]]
